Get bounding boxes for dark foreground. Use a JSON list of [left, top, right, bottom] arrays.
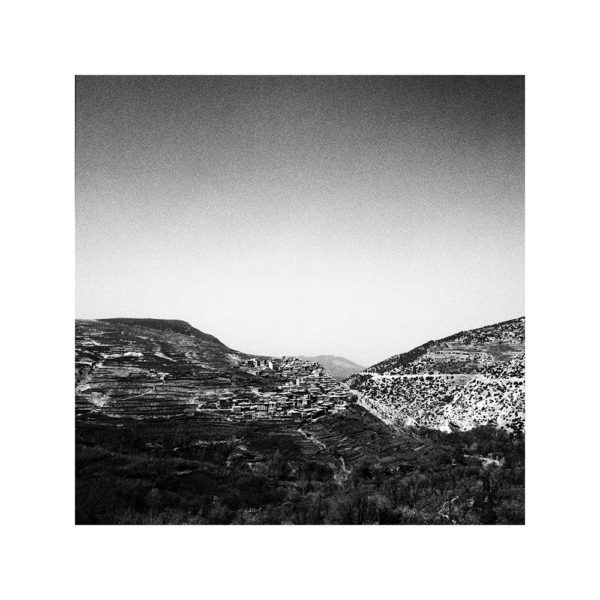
[[76, 405, 524, 524]]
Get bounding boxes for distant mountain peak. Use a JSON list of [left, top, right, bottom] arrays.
[[299, 355, 365, 381]]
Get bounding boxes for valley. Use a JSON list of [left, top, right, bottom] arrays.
[[75, 317, 525, 525]]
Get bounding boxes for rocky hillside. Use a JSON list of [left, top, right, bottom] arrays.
[[75, 318, 270, 418], [347, 317, 525, 433], [299, 355, 364, 380]]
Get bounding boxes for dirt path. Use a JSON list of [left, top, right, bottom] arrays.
[[298, 427, 351, 484], [297, 428, 327, 450]]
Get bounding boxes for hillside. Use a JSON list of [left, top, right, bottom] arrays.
[[347, 317, 525, 433], [76, 319, 353, 420], [299, 355, 364, 380], [77, 406, 524, 524], [76, 317, 524, 524], [76, 319, 270, 419]]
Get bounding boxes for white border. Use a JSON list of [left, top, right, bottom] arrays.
[[4, 1, 599, 599]]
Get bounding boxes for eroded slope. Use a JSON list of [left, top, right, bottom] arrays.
[[348, 317, 525, 432]]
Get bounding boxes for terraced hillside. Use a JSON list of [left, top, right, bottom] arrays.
[[301, 407, 418, 470], [77, 405, 525, 524], [76, 319, 270, 418], [348, 317, 525, 433]]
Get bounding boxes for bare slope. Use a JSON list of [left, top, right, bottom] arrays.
[[347, 317, 525, 433]]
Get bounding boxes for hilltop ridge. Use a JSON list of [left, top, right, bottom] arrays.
[[363, 317, 524, 375], [98, 318, 227, 346]]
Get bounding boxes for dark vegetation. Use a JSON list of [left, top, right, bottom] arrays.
[[76, 407, 524, 525]]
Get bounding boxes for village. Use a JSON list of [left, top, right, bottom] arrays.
[[198, 356, 355, 422]]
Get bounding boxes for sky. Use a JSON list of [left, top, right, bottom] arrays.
[[76, 76, 524, 366]]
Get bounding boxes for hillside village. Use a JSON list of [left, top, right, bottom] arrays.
[[75, 317, 525, 430], [202, 356, 353, 421], [75, 320, 352, 422]]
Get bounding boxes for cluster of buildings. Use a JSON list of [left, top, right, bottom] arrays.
[[200, 356, 354, 422]]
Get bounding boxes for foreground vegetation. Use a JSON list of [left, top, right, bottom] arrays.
[[76, 410, 524, 525]]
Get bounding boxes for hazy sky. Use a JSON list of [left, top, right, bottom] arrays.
[[76, 76, 524, 366]]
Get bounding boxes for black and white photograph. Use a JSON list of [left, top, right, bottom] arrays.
[[75, 75, 524, 525], [5, 3, 599, 597]]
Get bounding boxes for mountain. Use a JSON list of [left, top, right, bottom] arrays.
[[299, 355, 364, 380], [75, 317, 525, 524], [347, 317, 525, 433], [75, 318, 352, 419], [75, 318, 269, 418]]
